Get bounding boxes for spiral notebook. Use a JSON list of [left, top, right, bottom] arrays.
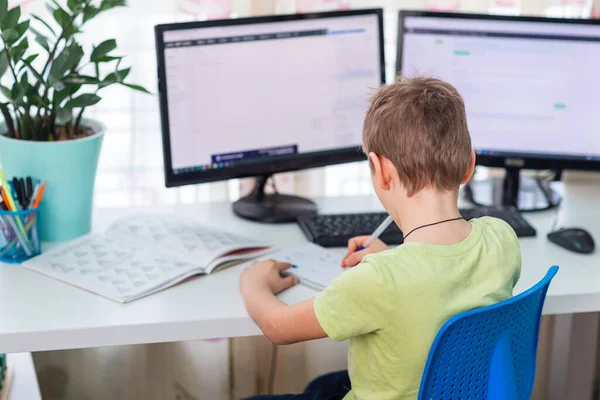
[[23, 214, 272, 303]]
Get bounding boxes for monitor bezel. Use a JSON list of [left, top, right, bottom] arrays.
[[397, 10, 600, 172], [155, 8, 386, 188]]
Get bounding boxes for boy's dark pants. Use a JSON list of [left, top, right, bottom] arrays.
[[242, 370, 350, 400]]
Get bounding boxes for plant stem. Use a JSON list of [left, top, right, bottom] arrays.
[[5, 49, 19, 84], [1, 43, 24, 123], [49, 111, 56, 141], [74, 106, 85, 134], [40, 15, 78, 81], [11, 105, 21, 139], [36, 14, 79, 126]]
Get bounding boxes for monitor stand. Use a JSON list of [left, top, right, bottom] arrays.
[[232, 175, 318, 223], [464, 167, 562, 212]]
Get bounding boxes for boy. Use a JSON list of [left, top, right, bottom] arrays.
[[239, 77, 521, 400]]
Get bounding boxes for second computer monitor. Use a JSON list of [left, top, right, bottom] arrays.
[[397, 11, 600, 171], [397, 11, 600, 210]]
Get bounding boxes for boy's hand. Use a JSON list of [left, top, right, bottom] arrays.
[[240, 259, 299, 295], [341, 236, 388, 268]]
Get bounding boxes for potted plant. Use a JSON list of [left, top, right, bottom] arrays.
[[0, 0, 148, 241]]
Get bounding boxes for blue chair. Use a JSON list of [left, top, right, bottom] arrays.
[[418, 266, 559, 400]]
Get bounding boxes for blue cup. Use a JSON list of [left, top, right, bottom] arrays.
[[0, 208, 41, 263]]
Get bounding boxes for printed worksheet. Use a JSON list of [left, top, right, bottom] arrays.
[[263, 242, 343, 290], [24, 214, 272, 303]]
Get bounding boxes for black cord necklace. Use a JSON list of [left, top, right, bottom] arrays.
[[403, 217, 464, 240]]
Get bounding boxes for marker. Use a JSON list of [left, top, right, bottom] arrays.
[[0, 188, 11, 211], [18, 178, 26, 207], [32, 182, 46, 209], [357, 215, 395, 251], [26, 177, 33, 202], [27, 182, 40, 210], [13, 177, 26, 210]]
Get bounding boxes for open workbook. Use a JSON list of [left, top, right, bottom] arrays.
[[23, 214, 273, 303]]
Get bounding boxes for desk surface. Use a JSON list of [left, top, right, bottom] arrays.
[[1, 183, 599, 353]]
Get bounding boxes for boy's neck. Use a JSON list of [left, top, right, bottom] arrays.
[[389, 188, 469, 244]]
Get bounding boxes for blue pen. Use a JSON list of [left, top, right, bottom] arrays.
[[357, 215, 394, 251]]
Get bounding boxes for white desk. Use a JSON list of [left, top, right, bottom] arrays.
[[0, 182, 599, 398]]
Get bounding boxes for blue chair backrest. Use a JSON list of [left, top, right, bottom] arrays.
[[418, 266, 559, 400]]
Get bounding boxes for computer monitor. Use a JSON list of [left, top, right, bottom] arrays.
[[397, 11, 600, 210], [155, 9, 385, 222]]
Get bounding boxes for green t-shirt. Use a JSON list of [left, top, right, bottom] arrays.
[[314, 217, 521, 400]]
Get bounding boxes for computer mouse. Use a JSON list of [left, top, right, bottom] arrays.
[[547, 228, 595, 254]]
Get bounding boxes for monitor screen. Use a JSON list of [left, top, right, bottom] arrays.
[[398, 12, 600, 170], [156, 9, 385, 186]]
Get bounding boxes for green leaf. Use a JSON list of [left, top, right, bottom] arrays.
[[14, 19, 28, 39], [121, 82, 151, 94], [93, 55, 122, 63], [28, 93, 46, 107], [67, 0, 84, 11], [48, 43, 84, 87], [63, 73, 100, 85], [3, 20, 28, 45], [22, 57, 44, 85], [0, 0, 7, 21], [53, 7, 70, 29], [10, 82, 25, 103], [90, 39, 116, 62], [1, 6, 20, 30], [68, 82, 82, 95], [0, 85, 11, 99], [82, 5, 99, 23], [1, 28, 17, 43], [19, 70, 28, 87], [31, 13, 56, 36], [100, 0, 126, 11], [24, 53, 39, 64], [0, 51, 8, 79], [30, 27, 49, 51], [64, 93, 101, 109], [102, 67, 130, 87], [56, 107, 72, 123], [53, 88, 69, 106], [11, 38, 28, 61]]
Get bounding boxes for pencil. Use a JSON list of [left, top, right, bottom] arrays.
[[357, 215, 395, 251]]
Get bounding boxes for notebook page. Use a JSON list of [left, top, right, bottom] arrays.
[[264, 243, 343, 291], [23, 234, 203, 303], [106, 214, 271, 267]]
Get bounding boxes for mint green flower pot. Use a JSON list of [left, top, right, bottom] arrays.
[[0, 119, 104, 242]]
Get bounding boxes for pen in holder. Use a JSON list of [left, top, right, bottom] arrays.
[[0, 207, 41, 263]]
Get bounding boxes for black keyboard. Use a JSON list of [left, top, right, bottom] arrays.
[[297, 206, 536, 248]]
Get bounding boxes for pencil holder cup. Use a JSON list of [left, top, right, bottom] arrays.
[[0, 208, 41, 264]]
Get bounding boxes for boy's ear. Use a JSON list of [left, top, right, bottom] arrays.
[[368, 152, 394, 191], [461, 150, 477, 185]]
